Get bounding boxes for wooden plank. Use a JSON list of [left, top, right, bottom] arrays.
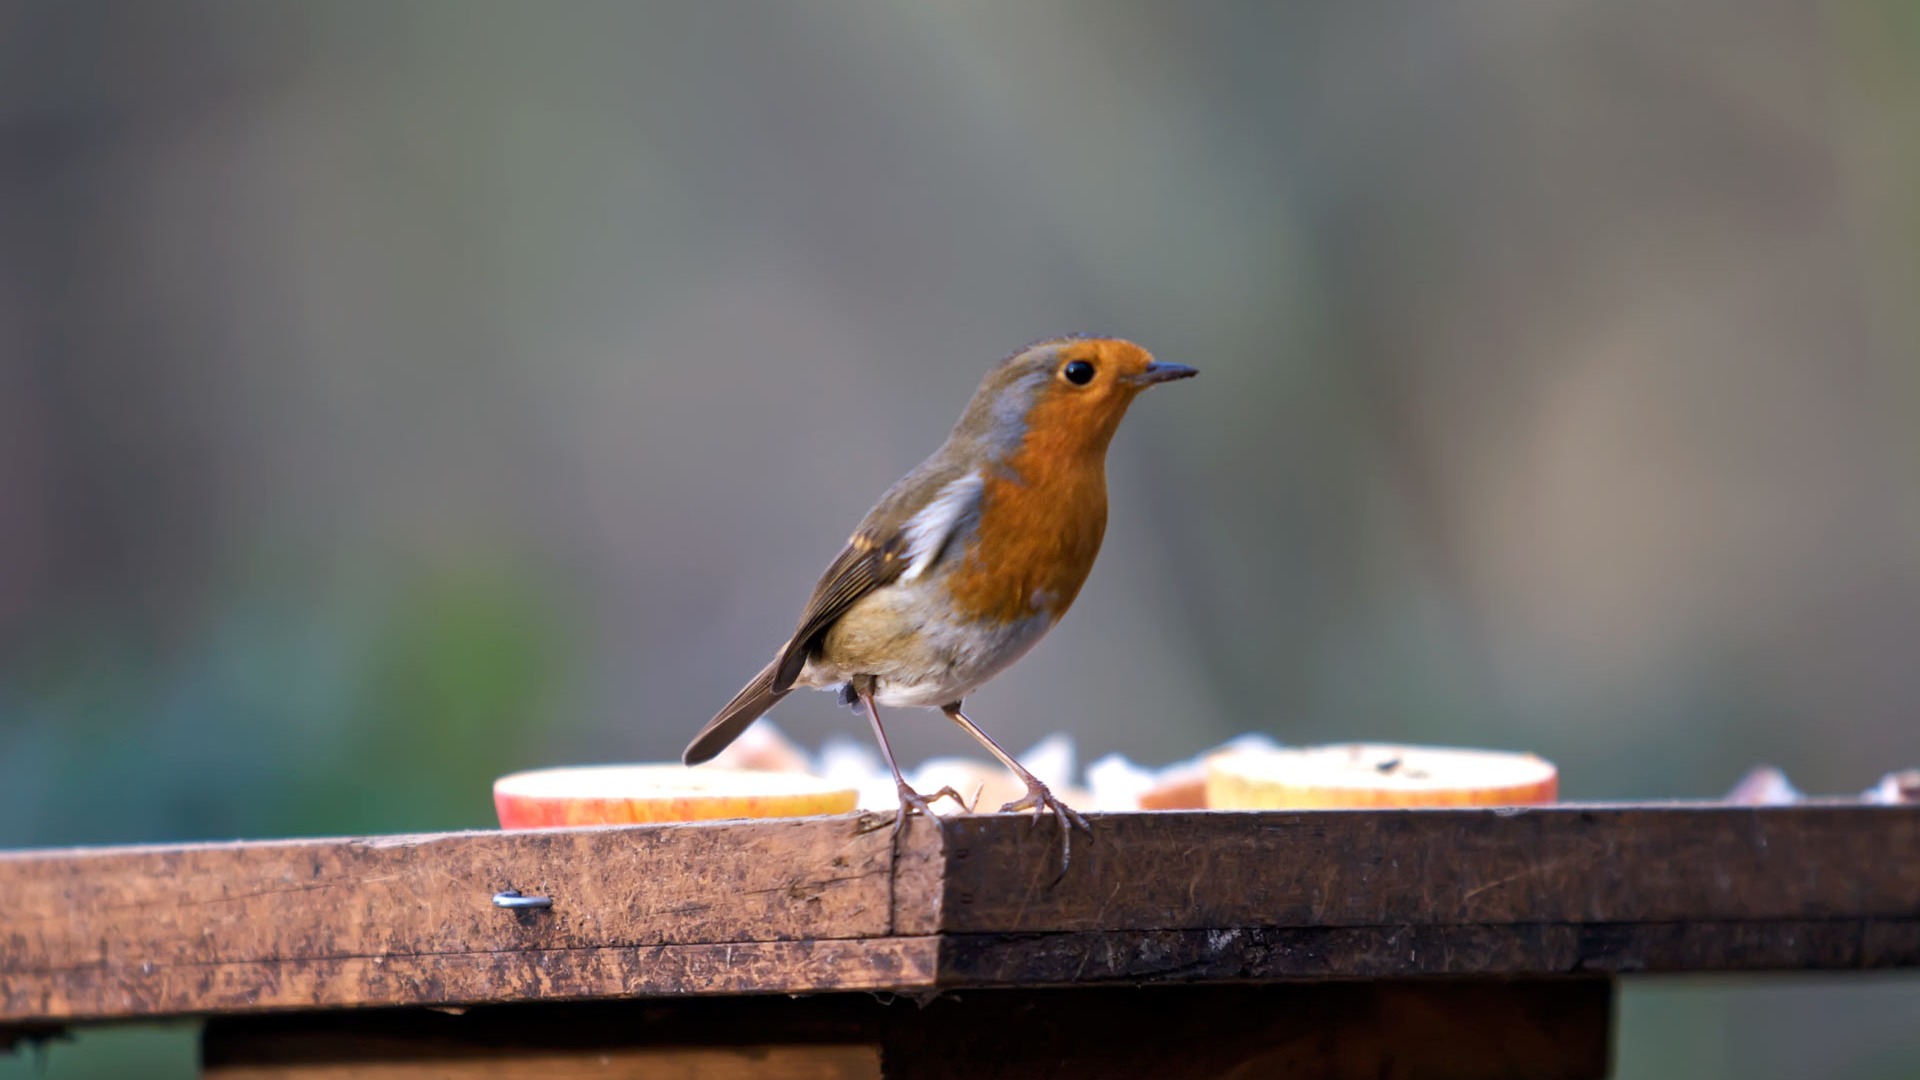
[[207, 1045, 884, 1080], [12, 938, 940, 1023], [887, 816, 946, 937], [2, 813, 922, 1023], [203, 980, 1612, 1080], [875, 980, 1612, 1080], [937, 919, 1920, 985], [5, 804, 1918, 1025], [936, 806, 1920, 934], [201, 995, 893, 1066], [6, 814, 901, 965], [207, 1046, 878, 1080]]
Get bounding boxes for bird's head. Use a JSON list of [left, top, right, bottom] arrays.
[[954, 336, 1196, 461]]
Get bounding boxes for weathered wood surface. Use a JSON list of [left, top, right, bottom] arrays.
[[933, 804, 1920, 985], [21, 938, 939, 1021], [201, 981, 1614, 1080], [2, 812, 934, 1022], [936, 804, 1920, 932], [3, 804, 1916, 1023]]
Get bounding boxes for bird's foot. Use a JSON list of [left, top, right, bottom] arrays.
[[889, 781, 974, 841], [999, 780, 1093, 877]]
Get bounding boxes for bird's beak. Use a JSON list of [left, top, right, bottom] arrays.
[[1133, 362, 1198, 386]]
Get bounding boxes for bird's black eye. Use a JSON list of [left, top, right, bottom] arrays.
[[1063, 360, 1095, 385]]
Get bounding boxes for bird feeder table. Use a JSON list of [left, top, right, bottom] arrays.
[[4, 805, 1917, 1078]]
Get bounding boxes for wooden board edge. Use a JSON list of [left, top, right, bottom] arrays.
[[6, 813, 906, 980], [933, 805, 1920, 934], [4, 936, 942, 1025], [933, 919, 1920, 986]]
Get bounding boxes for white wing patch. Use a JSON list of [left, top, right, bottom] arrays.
[[899, 471, 983, 582]]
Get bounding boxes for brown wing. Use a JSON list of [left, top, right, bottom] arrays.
[[682, 657, 788, 765], [771, 528, 909, 691], [681, 529, 910, 765]]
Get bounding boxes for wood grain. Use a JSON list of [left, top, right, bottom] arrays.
[[11, 938, 940, 1022], [4, 803, 1917, 1024], [7, 815, 898, 963], [887, 815, 946, 937], [2, 813, 911, 1022], [936, 919, 1920, 985], [936, 805, 1920, 933]]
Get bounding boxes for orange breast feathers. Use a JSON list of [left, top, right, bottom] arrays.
[[944, 398, 1113, 624]]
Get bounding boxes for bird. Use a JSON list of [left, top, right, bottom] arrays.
[[683, 336, 1195, 866]]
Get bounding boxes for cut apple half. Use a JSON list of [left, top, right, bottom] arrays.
[[493, 765, 860, 828], [1206, 743, 1558, 810]]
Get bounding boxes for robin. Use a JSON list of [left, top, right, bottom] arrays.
[[683, 336, 1195, 866]]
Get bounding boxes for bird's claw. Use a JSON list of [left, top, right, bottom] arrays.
[[998, 780, 1093, 878], [918, 782, 976, 813], [888, 782, 974, 840], [998, 782, 1092, 832]]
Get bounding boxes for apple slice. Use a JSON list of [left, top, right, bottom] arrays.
[[1206, 743, 1558, 810], [493, 765, 859, 828]]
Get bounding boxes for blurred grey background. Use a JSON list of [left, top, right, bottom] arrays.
[[2, 1, 1917, 1077]]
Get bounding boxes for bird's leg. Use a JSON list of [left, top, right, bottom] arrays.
[[859, 687, 970, 839], [940, 702, 1092, 873]]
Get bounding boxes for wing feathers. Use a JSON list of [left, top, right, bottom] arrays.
[[772, 533, 905, 690], [683, 658, 789, 765], [900, 472, 983, 581], [770, 470, 982, 692]]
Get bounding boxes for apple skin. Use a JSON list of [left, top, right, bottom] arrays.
[[1136, 771, 1209, 811], [493, 765, 859, 829], [1206, 744, 1559, 811]]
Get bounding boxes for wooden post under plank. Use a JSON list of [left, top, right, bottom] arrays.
[[200, 980, 1615, 1080]]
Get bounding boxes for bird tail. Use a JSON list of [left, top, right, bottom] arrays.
[[682, 658, 791, 765]]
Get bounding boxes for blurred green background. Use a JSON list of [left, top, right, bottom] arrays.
[[3, 1, 1918, 1076]]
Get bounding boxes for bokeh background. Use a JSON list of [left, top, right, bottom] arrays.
[[4, 1, 1918, 1076]]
